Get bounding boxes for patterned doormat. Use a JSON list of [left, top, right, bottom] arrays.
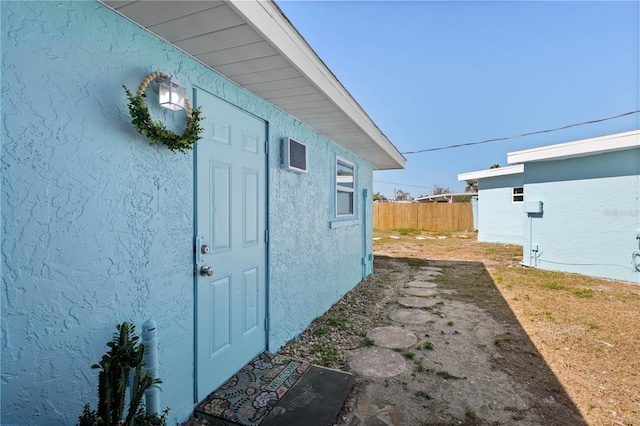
[[195, 353, 311, 426]]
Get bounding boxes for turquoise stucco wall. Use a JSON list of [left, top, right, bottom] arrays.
[[1, 2, 373, 424], [477, 174, 524, 244], [268, 138, 373, 351], [521, 149, 640, 283]]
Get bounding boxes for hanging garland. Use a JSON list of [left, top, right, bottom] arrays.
[[124, 71, 204, 153]]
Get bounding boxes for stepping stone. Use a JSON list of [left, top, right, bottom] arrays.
[[398, 296, 441, 308], [402, 288, 437, 297], [437, 236, 447, 239], [406, 281, 437, 289], [389, 309, 432, 324], [414, 271, 441, 280], [389, 236, 400, 239], [416, 269, 441, 276], [420, 266, 442, 272], [349, 347, 406, 378], [373, 237, 381, 241], [366, 326, 417, 349], [415, 236, 426, 240]]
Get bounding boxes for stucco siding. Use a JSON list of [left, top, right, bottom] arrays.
[[267, 135, 372, 351], [521, 149, 640, 283], [1, 2, 373, 424], [477, 174, 524, 244]]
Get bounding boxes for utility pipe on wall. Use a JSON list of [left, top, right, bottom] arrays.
[[362, 188, 368, 279], [142, 319, 160, 414]]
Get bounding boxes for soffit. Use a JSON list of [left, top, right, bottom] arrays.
[[101, 0, 406, 170]]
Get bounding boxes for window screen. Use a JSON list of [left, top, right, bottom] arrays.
[[336, 158, 355, 216]]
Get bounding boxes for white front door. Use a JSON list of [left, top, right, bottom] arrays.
[[194, 88, 267, 400]]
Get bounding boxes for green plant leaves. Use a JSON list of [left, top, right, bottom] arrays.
[[124, 86, 204, 153], [79, 322, 165, 426]]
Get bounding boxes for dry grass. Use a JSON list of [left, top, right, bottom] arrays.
[[374, 229, 640, 425]]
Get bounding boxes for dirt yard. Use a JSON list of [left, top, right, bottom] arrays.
[[279, 230, 640, 425]]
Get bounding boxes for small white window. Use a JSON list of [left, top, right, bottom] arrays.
[[512, 186, 524, 203], [336, 157, 355, 216]]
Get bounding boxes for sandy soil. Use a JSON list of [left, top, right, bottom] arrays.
[[279, 231, 640, 426]]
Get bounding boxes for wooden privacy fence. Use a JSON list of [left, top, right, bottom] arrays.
[[373, 202, 473, 231]]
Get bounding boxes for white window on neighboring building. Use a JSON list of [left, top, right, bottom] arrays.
[[512, 186, 524, 203], [336, 157, 355, 216]]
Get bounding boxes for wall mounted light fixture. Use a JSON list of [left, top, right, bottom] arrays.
[[124, 71, 203, 153], [156, 75, 186, 111]]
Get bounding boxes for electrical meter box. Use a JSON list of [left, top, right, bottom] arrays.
[[525, 200, 543, 214]]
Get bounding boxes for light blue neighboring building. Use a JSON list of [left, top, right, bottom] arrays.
[[508, 130, 640, 284], [0, 1, 405, 424], [458, 165, 525, 244], [459, 130, 640, 284]]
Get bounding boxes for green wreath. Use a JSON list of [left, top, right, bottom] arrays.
[[124, 71, 204, 153]]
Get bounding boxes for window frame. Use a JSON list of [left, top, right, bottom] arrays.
[[512, 186, 524, 203], [335, 156, 356, 218]]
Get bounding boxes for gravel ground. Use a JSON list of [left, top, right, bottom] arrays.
[[278, 230, 640, 425]]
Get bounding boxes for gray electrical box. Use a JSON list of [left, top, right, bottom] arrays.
[[525, 200, 543, 214]]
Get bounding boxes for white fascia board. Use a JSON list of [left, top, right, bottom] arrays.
[[457, 164, 524, 181], [507, 130, 640, 164], [228, 1, 406, 169], [414, 192, 477, 201]]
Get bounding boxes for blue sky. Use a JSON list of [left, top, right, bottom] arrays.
[[276, 1, 640, 199]]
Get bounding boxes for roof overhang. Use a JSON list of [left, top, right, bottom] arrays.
[[507, 129, 640, 164], [100, 0, 406, 170], [458, 164, 524, 181], [414, 193, 477, 202]]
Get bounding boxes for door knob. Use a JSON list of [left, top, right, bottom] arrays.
[[200, 266, 214, 276]]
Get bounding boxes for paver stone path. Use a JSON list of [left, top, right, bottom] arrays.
[[366, 326, 417, 349], [347, 265, 445, 425], [397, 296, 441, 308], [405, 281, 437, 288], [348, 347, 406, 378], [401, 287, 438, 297], [388, 309, 432, 324]]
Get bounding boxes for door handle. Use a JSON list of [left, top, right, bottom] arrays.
[[200, 266, 214, 276]]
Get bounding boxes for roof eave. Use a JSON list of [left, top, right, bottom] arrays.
[[228, 1, 405, 170], [457, 164, 524, 181], [507, 130, 640, 164], [101, 0, 406, 170]]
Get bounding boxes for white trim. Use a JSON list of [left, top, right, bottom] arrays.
[[227, 1, 406, 170], [414, 193, 477, 203], [507, 130, 640, 164], [336, 156, 355, 217], [457, 164, 524, 181], [281, 137, 308, 173], [512, 186, 524, 203], [100, 0, 406, 170]]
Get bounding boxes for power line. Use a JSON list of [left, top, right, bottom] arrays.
[[374, 180, 434, 189], [402, 110, 640, 155]]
